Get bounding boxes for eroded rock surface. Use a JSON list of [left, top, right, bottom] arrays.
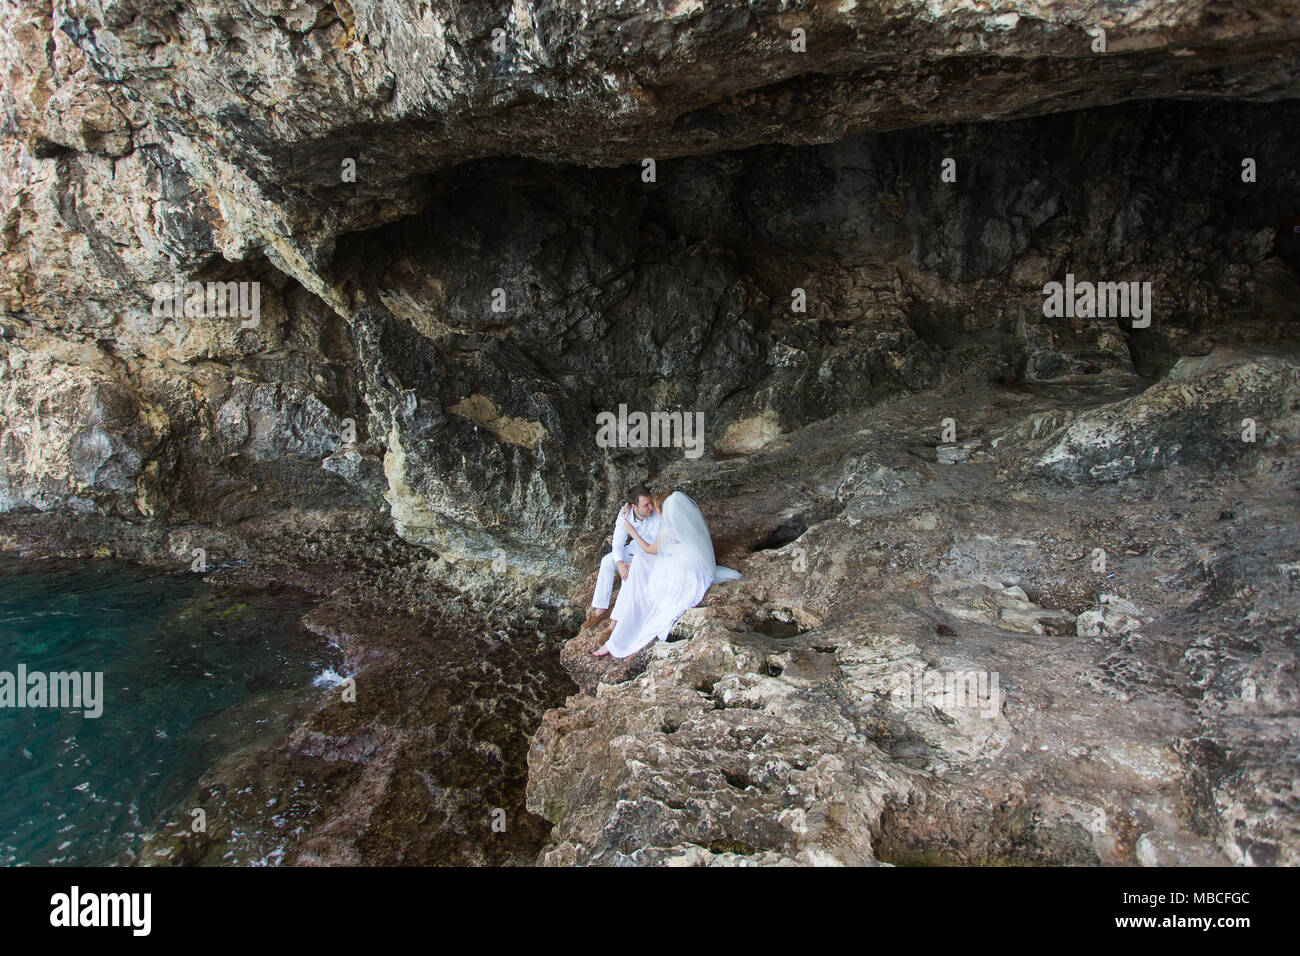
[[530, 352, 1299, 865]]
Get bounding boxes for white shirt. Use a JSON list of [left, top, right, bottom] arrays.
[[612, 508, 661, 563]]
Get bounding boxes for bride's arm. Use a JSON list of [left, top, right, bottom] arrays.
[[624, 521, 660, 555]]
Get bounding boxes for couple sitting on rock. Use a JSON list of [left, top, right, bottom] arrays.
[[588, 484, 741, 658]]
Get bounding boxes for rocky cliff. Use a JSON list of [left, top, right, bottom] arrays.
[[1, 1, 1298, 865]]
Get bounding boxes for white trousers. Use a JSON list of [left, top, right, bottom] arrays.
[[592, 547, 640, 609]]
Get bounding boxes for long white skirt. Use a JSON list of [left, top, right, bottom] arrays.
[[605, 550, 716, 659]]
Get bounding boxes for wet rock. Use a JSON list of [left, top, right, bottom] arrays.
[[137, 598, 578, 866]]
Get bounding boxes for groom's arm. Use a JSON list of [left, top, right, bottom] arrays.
[[611, 505, 631, 563]]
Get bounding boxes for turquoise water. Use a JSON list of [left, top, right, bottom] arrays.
[[0, 556, 336, 866]]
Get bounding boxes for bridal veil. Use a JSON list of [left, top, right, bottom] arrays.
[[602, 491, 741, 659]]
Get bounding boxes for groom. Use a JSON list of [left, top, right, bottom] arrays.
[[588, 484, 660, 624]]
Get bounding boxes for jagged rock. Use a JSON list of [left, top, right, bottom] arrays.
[[7, 1, 1299, 262], [1076, 594, 1146, 639], [3, 0, 1300, 584], [936, 441, 982, 465], [1026, 349, 1300, 484], [558, 616, 648, 696], [529, 625, 910, 866], [529, 372, 1298, 865], [0, 339, 161, 514]]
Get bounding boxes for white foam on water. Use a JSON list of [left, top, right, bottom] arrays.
[[312, 667, 349, 688]]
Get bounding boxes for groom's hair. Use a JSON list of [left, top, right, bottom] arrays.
[[626, 484, 652, 507]]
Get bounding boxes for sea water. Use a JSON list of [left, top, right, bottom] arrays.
[[0, 556, 336, 866]]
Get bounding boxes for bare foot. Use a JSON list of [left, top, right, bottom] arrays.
[[592, 645, 611, 657]]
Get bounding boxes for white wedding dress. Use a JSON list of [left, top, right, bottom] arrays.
[[603, 492, 742, 659]]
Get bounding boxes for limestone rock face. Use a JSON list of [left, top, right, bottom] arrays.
[[1, 2, 1299, 866], [3, 5, 1299, 544], [12, 1, 1300, 256], [530, 355, 1299, 865], [6, 88, 1298, 585], [1023, 348, 1300, 483], [0, 340, 160, 514]]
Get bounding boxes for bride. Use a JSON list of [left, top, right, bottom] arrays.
[[594, 491, 741, 659]]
